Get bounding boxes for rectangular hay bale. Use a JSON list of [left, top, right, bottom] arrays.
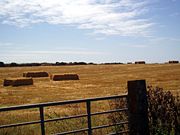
[[3, 79, 14, 86], [135, 61, 146, 64], [51, 74, 79, 81], [3, 78, 33, 87], [23, 71, 49, 78]]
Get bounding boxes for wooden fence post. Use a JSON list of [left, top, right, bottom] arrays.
[[127, 80, 149, 135]]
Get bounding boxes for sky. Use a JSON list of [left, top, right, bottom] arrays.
[[0, 0, 180, 63]]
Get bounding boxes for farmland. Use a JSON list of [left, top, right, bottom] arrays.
[[0, 64, 180, 107], [0, 63, 180, 134]]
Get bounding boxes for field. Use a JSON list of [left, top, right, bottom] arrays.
[[0, 64, 180, 135], [0, 64, 180, 107]]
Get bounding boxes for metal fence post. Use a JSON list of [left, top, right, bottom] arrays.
[[86, 100, 92, 135], [39, 106, 45, 135], [127, 80, 150, 135]]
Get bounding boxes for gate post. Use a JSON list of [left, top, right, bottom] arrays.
[[86, 100, 92, 135], [127, 80, 149, 135]]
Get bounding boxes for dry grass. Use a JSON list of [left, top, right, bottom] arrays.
[[0, 64, 180, 107], [0, 64, 180, 134]]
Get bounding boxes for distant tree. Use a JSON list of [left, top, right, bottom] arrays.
[[103, 62, 123, 65], [17, 63, 41, 67], [41, 62, 53, 66], [0, 62, 5, 67], [88, 62, 95, 65], [31, 63, 41, 66], [10, 62, 18, 67], [56, 62, 67, 66], [77, 62, 87, 65], [73, 62, 87, 65]]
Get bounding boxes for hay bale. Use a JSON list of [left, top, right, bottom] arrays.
[[51, 74, 79, 81], [23, 71, 48, 78], [63, 74, 79, 80], [3, 78, 33, 87], [168, 61, 179, 64], [135, 61, 146, 64], [3, 79, 14, 86], [12, 78, 33, 86]]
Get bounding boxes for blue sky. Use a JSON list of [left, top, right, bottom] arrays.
[[0, 0, 180, 63]]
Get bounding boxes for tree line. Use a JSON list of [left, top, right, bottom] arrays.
[[0, 61, 124, 67]]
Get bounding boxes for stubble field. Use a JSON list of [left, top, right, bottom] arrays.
[[0, 64, 180, 107], [0, 64, 180, 134]]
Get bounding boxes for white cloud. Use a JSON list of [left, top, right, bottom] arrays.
[[0, 0, 154, 36]]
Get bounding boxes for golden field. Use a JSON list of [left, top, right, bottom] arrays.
[[0, 64, 180, 107], [0, 64, 180, 135]]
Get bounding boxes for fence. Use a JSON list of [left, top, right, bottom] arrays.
[[0, 80, 149, 135]]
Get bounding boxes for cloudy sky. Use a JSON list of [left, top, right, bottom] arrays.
[[0, 0, 180, 63]]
